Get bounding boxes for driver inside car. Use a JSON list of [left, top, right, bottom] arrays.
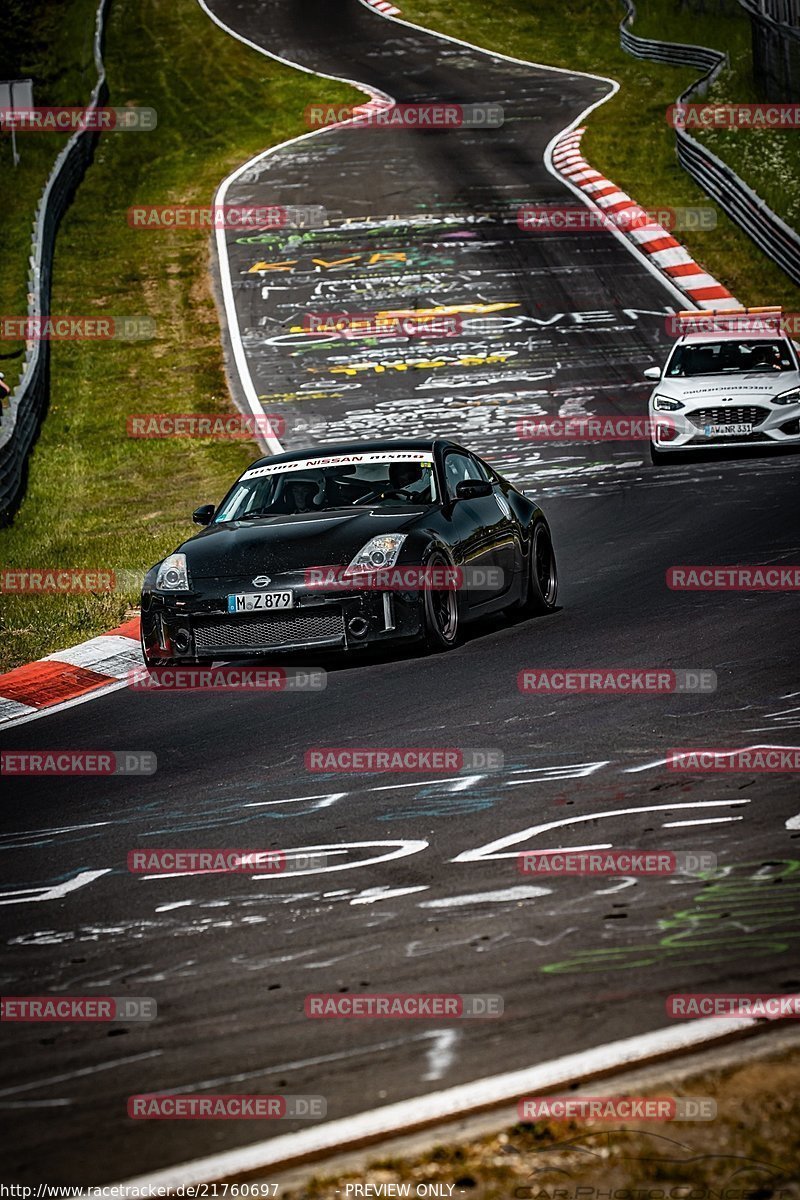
[[378, 461, 427, 500]]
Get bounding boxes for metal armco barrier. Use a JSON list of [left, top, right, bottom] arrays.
[[738, 0, 800, 102], [619, 0, 800, 287], [0, 0, 110, 525]]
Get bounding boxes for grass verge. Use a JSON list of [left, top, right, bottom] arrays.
[[395, 0, 798, 307], [0, 0, 358, 672], [289, 1045, 800, 1199]]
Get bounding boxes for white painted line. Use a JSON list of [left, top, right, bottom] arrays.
[[113, 1017, 758, 1191], [662, 816, 744, 827]]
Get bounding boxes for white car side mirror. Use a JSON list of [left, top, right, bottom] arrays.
[[643, 366, 662, 381]]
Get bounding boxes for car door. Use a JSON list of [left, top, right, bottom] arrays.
[[441, 449, 512, 609]]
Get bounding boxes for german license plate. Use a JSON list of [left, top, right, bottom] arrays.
[[703, 423, 752, 437], [227, 591, 293, 612]]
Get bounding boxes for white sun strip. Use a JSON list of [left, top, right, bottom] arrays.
[[110, 1017, 757, 1192], [241, 451, 433, 480]]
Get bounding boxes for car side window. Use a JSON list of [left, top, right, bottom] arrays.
[[468, 455, 493, 482], [444, 452, 478, 500]]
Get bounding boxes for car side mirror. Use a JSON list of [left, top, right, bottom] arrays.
[[643, 366, 662, 381], [455, 479, 493, 500], [192, 504, 215, 526]]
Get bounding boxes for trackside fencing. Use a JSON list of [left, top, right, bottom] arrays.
[[0, 0, 110, 524], [619, 0, 800, 286]]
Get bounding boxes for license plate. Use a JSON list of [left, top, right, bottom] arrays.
[[227, 591, 293, 612], [703, 423, 752, 437]]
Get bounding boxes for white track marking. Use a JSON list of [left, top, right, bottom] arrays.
[[452, 800, 751, 862], [786, 813, 800, 829], [424, 1030, 459, 1082], [0, 1051, 162, 1099], [420, 886, 552, 907], [0, 868, 111, 906], [662, 817, 744, 827], [113, 1018, 757, 1190], [350, 886, 429, 904]]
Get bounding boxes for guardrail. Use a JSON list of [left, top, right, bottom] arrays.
[[0, 0, 110, 525], [618, 0, 800, 288], [738, 0, 800, 101]]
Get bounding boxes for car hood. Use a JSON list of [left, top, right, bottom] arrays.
[[651, 371, 800, 404], [178, 507, 429, 578]]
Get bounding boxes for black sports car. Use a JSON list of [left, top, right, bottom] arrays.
[[139, 439, 558, 668]]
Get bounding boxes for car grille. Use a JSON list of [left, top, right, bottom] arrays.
[[195, 610, 345, 652], [688, 406, 769, 428]]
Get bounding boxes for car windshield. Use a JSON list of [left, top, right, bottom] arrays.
[[214, 457, 438, 522], [667, 339, 793, 377]]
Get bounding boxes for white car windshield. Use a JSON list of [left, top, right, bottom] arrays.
[[667, 339, 794, 377], [215, 461, 438, 521]]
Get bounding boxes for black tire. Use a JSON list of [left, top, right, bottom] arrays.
[[422, 550, 460, 652], [522, 521, 558, 615], [650, 443, 668, 465]]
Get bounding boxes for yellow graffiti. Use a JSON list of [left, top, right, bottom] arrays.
[[375, 303, 520, 317], [246, 252, 410, 274], [311, 353, 514, 376]]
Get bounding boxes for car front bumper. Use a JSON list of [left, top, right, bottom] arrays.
[[140, 573, 425, 661], [649, 403, 800, 451]]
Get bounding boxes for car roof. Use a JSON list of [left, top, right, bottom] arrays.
[[680, 329, 789, 344], [246, 438, 463, 471]]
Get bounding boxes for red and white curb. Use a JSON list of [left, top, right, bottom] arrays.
[[0, 617, 141, 728], [364, 0, 402, 14], [551, 128, 739, 309]]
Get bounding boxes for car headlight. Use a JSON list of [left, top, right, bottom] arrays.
[[156, 553, 191, 590], [344, 534, 407, 575], [774, 386, 800, 406], [653, 395, 684, 411]]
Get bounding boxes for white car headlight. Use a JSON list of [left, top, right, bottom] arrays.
[[156, 553, 190, 590], [774, 386, 800, 406], [653, 394, 684, 411], [344, 534, 407, 575]]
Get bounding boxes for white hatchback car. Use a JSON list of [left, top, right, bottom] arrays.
[[646, 308, 800, 463]]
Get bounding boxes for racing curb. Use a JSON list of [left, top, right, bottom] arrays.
[[364, 0, 402, 13], [550, 128, 740, 310], [0, 616, 141, 727]]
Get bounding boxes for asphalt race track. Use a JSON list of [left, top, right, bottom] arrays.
[[1, 0, 799, 1184]]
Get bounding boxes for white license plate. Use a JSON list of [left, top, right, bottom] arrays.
[[703, 423, 752, 437], [228, 591, 293, 612]]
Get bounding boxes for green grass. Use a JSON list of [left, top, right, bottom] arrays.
[[633, 0, 800, 232], [0, 0, 101, 393], [0, 0, 358, 672], [396, 0, 798, 307]]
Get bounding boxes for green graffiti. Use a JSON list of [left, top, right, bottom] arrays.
[[541, 860, 800, 975]]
